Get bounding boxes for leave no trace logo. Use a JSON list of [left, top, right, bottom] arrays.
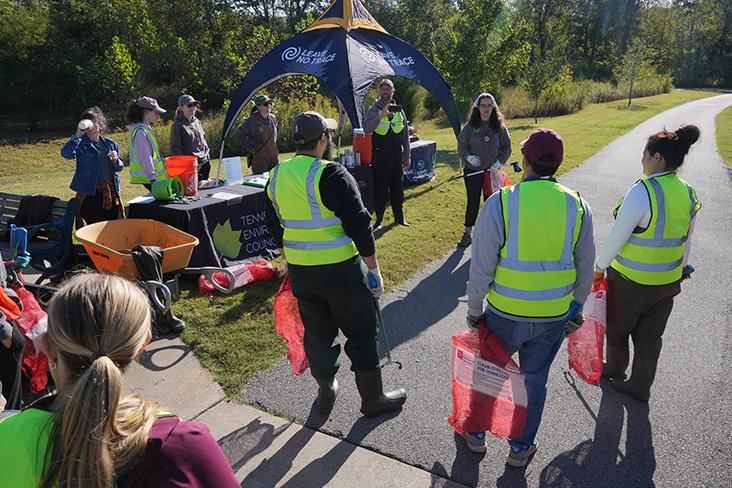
[[282, 46, 336, 65]]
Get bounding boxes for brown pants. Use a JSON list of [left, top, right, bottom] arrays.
[[606, 267, 681, 360]]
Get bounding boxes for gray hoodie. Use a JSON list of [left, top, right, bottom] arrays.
[[170, 114, 210, 162], [457, 121, 512, 170]]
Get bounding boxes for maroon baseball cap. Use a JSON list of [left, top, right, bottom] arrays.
[[520, 128, 564, 167]]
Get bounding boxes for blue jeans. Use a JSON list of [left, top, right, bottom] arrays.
[[481, 309, 567, 450]]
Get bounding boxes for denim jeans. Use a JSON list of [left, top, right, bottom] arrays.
[[481, 309, 567, 450]]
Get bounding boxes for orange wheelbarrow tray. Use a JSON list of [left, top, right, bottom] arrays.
[[75, 219, 199, 280]]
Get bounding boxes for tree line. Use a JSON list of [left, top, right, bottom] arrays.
[[1, 0, 729, 131]]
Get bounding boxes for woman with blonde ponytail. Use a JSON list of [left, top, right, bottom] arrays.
[[0, 274, 239, 487]]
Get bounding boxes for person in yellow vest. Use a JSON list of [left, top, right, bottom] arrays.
[[0, 274, 240, 487], [127, 96, 168, 190], [364, 79, 411, 229], [464, 128, 595, 466], [265, 111, 407, 417], [594, 125, 701, 403]]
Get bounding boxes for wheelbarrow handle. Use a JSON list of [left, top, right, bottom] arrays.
[[177, 267, 237, 294]]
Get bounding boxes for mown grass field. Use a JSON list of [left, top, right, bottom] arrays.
[[715, 104, 732, 168], [0, 89, 720, 397]]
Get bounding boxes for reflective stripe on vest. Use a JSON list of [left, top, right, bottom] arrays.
[[268, 156, 358, 266], [129, 125, 167, 184], [373, 110, 404, 136], [487, 180, 583, 318], [611, 173, 700, 285]]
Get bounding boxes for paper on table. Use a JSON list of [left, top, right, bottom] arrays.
[[223, 157, 244, 185], [210, 192, 242, 201], [128, 195, 156, 204]]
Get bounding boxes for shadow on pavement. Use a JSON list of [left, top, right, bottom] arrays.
[[137, 342, 190, 372], [539, 380, 656, 487], [379, 248, 470, 352], [428, 431, 487, 487], [218, 416, 291, 472]]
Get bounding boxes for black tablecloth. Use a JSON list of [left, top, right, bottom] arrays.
[[128, 183, 276, 268], [403, 139, 437, 186]]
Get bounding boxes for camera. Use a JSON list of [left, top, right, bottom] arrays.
[[388, 104, 403, 113]]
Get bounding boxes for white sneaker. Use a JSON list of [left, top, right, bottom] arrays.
[[460, 431, 487, 453]]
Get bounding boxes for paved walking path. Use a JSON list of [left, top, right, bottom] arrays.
[[244, 94, 732, 487], [125, 94, 732, 487]]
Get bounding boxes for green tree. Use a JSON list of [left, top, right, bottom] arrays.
[[93, 37, 141, 110], [522, 51, 561, 123], [614, 38, 655, 106]]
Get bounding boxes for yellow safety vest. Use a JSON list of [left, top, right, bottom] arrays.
[[129, 125, 167, 184], [267, 155, 358, 266], [373, 110, 404, 136], [611, 172, 700, 285], [487, 180, 584, 318]]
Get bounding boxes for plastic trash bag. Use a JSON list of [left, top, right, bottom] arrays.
[[483, 169, 512, 197], [274, 275, 309, 375], [198, 260, 279, 294], [448, 321, 528, 438], [11, 285, 49, 393], [567, 278, 608, 385]]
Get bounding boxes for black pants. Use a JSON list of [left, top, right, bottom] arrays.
[[464, 168, 488, 227], [80, 191, 119, 225], [288, 255, 380, 380], [372, 142, 405, 222], [606, 267, 681, 360]]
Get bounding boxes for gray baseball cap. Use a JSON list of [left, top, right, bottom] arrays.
[[378, 79, 394, 89], [178, 94, 199, 106], [292, 111, 337, 144], [254, 94, 272, 106], [135, 96, 166, 114]]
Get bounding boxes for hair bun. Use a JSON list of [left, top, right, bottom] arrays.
[[675, 124, 700, 149]]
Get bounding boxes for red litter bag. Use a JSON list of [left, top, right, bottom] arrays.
[[483, 169, 512, 197], [567, 278, 608, 385], [198, 260, 279, 294], [448, 321, 528, 438], [11, 285, 50, 393], [274, 275, 309, 375]]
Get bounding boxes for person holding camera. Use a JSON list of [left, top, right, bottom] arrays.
[[364, 79, 411, 230], [456, 93, 512, 248], [170, 94, 211, 182], [60, 107, 124, 225], [127, 96, 167, 189], [235, 94, 279, 174]]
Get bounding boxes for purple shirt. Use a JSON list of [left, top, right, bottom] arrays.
[[118, 416, 240, 487]]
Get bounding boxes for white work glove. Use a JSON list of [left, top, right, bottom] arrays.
[[465, 155, 481, 168], [366, 266, 384, 298], [467, 308, 483, 331], [489, 160, 502, 173]]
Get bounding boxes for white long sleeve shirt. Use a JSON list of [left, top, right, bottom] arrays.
[[595, 171, 696, 270]]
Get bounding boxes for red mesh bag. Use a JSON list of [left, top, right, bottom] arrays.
[[483, 169, 512, 197], [198, 260, 279, 294], [11, 285, 49, 393], [568, 278, 608, 385], [274, 275, 309, 375], [448, 321, 528, 438]]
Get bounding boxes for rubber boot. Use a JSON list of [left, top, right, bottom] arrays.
[[162, 310, 186, 335], [315, 377, 338, 415], [610, 355, 658, 403], [354, 368, 407, 418], [602, 344, 629, 380]]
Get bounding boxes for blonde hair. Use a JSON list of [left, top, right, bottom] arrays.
[[41, 274, 158, 488]]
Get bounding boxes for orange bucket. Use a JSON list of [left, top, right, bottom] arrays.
[[166, 156, 198, 196], [75, 219, 199, 280], [353, 129, 372, 165]]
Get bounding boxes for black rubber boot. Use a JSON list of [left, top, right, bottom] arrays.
[[354, 368, 406, 418], [315, 377, 338, 414], [602, 344, 629, 380], [457, 232, 472, 248], [610, 355, 658, 403]]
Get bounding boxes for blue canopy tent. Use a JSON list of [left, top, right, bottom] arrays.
[[218, 0, 460, 176]]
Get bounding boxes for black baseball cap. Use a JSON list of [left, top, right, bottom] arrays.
[[254, 95, 272, 106], [292, 111, 337, 145]]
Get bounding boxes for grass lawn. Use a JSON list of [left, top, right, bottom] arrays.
[[0, 89, 720, 398], [715, 104, 732, 168]]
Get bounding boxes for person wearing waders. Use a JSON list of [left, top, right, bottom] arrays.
[[595, 125, 701, 403], [464, 128, 595, 466], [364, 79, 411, 229], [264, 111, 407, 417]]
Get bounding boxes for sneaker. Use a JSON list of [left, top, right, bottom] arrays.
[[457, 232, 472, 248], [506, 444, 538, 468], [459, 431, 487, 453]]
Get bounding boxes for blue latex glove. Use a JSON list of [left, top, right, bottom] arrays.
[[366, 266, 383, 298], [682, 264, 695, 280], [565, 300, 585, 333]]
